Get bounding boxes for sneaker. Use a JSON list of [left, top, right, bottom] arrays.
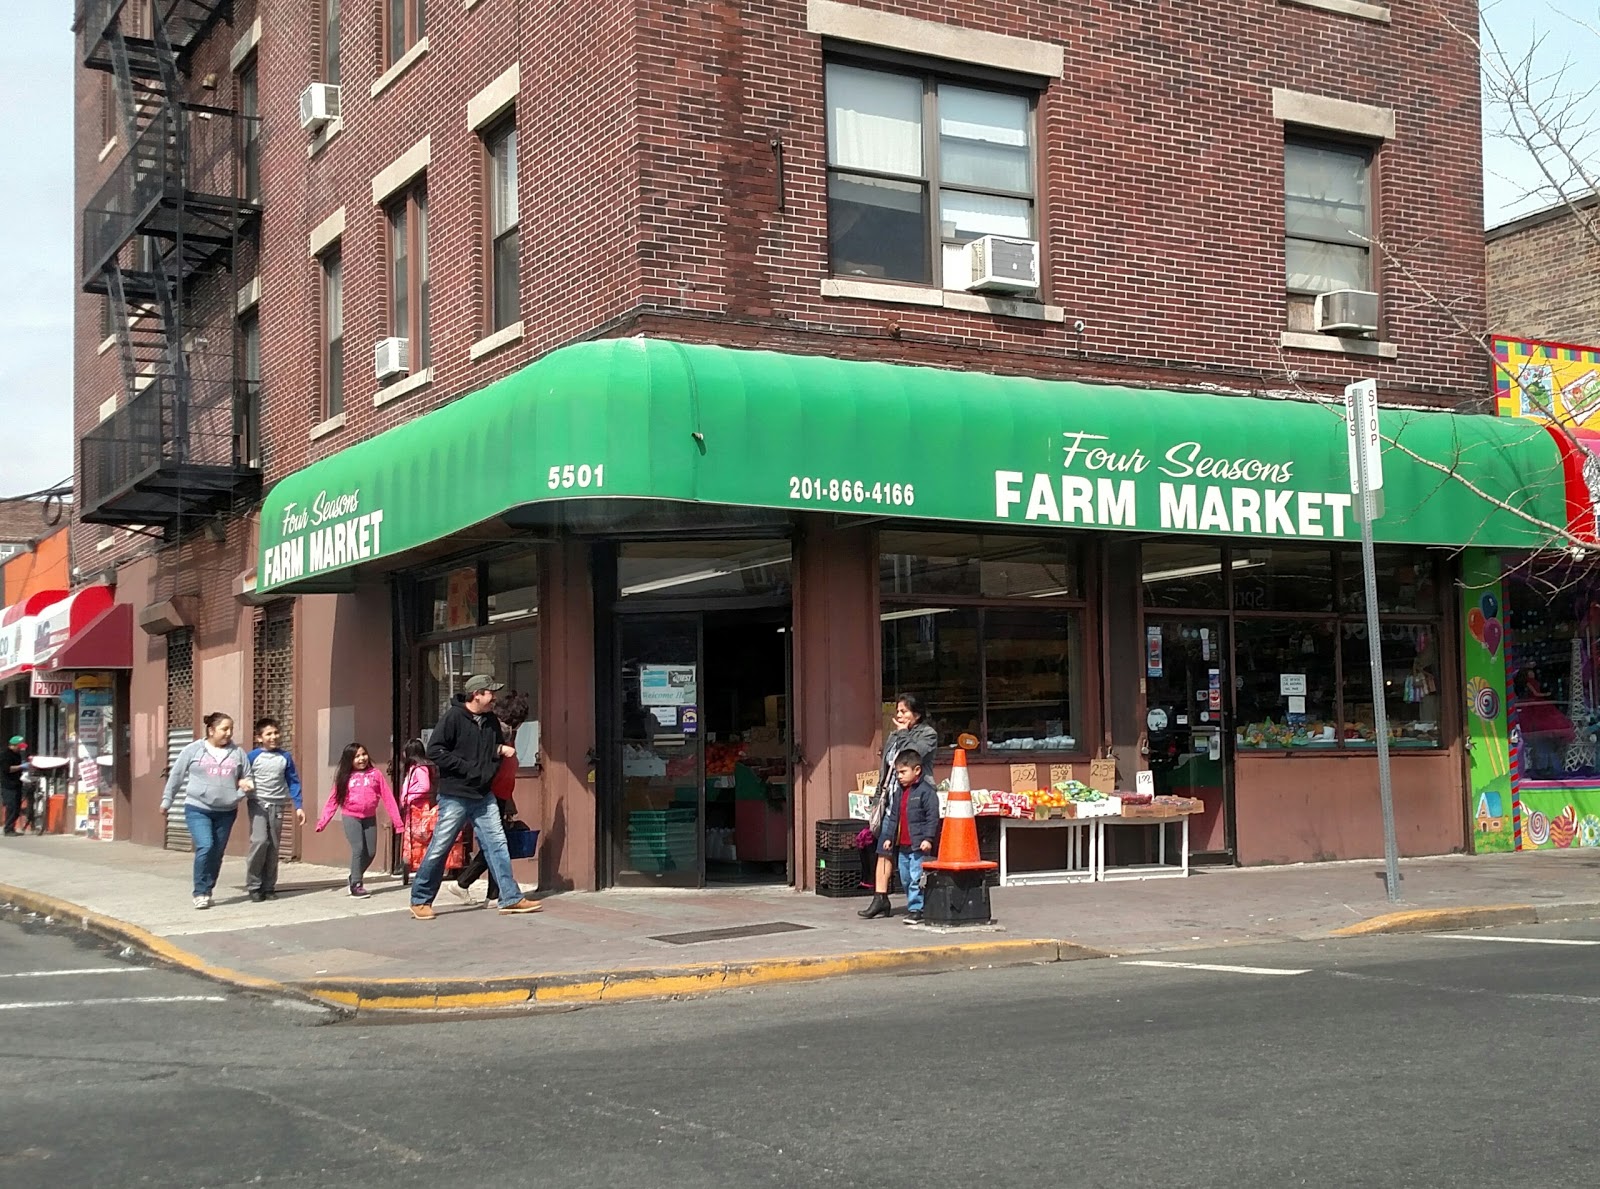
[[248, 891, 265, 903], [262, 891, 278, 900], [904, 912, 923, 924], [409, 904, 436, 921], [350, 884, 370, 898], [498, 898, 543, 915], [443, 881, 475, 904], [193, 895, 211, 910]]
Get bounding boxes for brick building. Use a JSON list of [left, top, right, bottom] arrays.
[[1487, 196, 1600, 344], [72, 0, 1585, 889]]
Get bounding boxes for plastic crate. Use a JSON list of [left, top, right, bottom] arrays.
[[816, 817, 869, 852], [977, 817, 1001, 887], [815, 852, 871, 897]]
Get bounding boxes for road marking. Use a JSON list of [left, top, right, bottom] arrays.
[[0, 966, 152, 979], [1332, 969, 1600, 1005], [1430, 934, 1600, 947], [0, 995, 227, 1011], [1121, 960, 1311, 976]]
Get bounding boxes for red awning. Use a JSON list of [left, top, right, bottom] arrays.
[[0, 589, 68, 681], [1547, 425, 1600, 547], [33, 586, 132, 673]]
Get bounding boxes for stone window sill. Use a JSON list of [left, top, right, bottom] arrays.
[[98, 137, 119, 162], [97, 334, 117, 355], [1280, 330, 1398, 360], [373, 367, 433, 407], [1281, 0, 1391, 23], [309, 412, 347, 440], [308, 117, 343, 159], [820, 278, 1065, 323], [371, 38, 429, 99], [469, 321, 524, 360]]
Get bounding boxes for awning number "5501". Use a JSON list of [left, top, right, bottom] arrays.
[[547, 464, 605, 491]]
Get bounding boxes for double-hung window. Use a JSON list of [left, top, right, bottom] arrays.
[[321, 248, 344, 416], [825, 61, 1036, 288], [387, 184, 430, 370], [323, 0, 342, 86], [238, 57, 260, 203], [386, 0, 424, 66], [1284, 139, 1372, 294], [486, 121, 520, 331]]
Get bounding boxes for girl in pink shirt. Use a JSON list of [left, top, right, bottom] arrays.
[[316, 742, 402, 897]]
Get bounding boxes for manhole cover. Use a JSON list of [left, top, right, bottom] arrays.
[[651, 922, 814, 945]]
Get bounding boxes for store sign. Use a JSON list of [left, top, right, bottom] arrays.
[[261, 487, 386, 586], [995, 430, 1358, 539], [0, 618, 30, 675], [31, 675, 70, 699]]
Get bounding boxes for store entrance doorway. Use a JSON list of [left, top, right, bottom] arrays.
[[1144, 616, 1235, 859], [613, 609, 792, 888]]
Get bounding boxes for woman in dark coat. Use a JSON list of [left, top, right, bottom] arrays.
[[858, 693, 939, 919]]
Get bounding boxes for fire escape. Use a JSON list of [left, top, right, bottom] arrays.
[[77, 1, 261, 532]]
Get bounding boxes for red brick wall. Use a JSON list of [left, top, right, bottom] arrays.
[[1487, 202, 1600, 346]]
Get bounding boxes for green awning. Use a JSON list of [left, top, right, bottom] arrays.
[[257, 338, 1568, 592]]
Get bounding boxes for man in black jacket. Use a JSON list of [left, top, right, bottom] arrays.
[[410, 675, 541, 919]]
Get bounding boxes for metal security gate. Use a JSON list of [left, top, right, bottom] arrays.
[[252, 602, 298, 859], [164, 628, 196, 851]]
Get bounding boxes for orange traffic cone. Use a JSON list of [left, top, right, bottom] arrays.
[[924, 748, 998, 874]]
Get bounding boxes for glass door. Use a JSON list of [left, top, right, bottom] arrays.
[[1144, 617, 1233, 857], [616, 617, 703, 886]]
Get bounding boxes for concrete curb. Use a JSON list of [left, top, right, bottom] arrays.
[[0, 880, 301, 1001], [297, 939, 1107, 1013], [1332, 900, 1600, 937], [1, 880, 1105, 1013]]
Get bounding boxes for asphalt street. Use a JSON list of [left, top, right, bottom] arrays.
[[1, 911, 1597, 1188]]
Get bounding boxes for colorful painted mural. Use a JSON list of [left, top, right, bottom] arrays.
[[1463, 550, 1600, 854], [1494, 335, 1600, 426]]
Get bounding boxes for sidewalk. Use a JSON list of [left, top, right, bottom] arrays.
[[3, 834, 1598, 1010]]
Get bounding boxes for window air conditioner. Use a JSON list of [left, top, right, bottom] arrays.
[[962, 235, 1041, 295], [1313, 289, 1380, 337], [299, 83, 342, 131], [374, 337, 409, 382]]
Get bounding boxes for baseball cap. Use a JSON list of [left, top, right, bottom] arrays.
[[463, 674, 505, 694], [8, 736, 22, 746]]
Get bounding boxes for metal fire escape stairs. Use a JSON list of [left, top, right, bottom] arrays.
[[77, 1, 261, 532]]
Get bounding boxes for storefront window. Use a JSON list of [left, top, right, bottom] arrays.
[[413, 549, 542, 764], [1230, 545, 1443, 751], [1142, 541, 1225, 608], [881, 532, 1085, 753], [1340, 621, 1442, 748], [880, 533, 1080, 599], [1232, 547, 1334, 613], [1235, 619, 1337, 747], [418, 627, 539, 763], [618, 541, 791, 601], [1505, 569, 1597, 781]]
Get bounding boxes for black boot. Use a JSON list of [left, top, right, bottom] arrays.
[[857, 893, 892, 919]]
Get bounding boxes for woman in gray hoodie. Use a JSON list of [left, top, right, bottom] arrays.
[[161, 712, 253, 910]]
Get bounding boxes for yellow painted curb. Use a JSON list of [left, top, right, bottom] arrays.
[[0, 881, 298, 999], [297, 938, 1106, 1013], [1331, 904, 1538, 937]]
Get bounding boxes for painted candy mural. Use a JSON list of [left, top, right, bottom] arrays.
[[1464, 551, 1600, 853], [1495, 336, 1600, 427]]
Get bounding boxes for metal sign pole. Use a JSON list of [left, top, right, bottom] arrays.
[[1351, 385, 1402, 902]]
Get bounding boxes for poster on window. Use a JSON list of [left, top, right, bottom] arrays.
[[445, 567, 479, 631], [1146, 626, 1163, 677], [641, 664, 697, 707]]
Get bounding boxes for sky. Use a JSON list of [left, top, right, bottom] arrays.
[[0, 4, 1594, 503]]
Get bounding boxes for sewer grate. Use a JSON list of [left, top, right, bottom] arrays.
[[650, 922, 815, 946]]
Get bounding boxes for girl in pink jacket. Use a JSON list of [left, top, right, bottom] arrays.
[[316, 742, 403, 897]]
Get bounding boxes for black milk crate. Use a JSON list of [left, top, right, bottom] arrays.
[[977, 817, 1002, 887], [816, 818, 869, 852], [816, 850, 871, 897]]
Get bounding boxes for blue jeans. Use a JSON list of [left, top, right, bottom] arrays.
[[412, 794, 523, 909], [185, 806, 238, 897], [897, 847, 927, 914]]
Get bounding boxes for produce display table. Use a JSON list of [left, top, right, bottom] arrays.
[[996, 810, 1192, 886], [997, 817, 1096, 886], [1097, 812, 1190, 881]]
